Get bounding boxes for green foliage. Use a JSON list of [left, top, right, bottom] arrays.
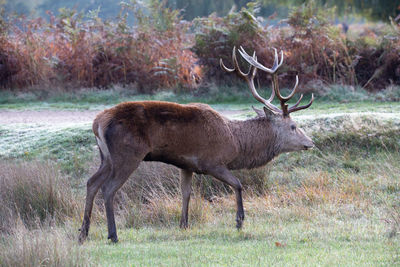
[[286, 0, 335, 30], [315, 84, 370, 102], [192, 1, 269, 82], [168, 0, 399, 22], [122, 0, 181, 32]]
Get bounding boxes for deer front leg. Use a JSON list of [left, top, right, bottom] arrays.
[[207, 166, 244, 229], [180, 169, 193, 229]]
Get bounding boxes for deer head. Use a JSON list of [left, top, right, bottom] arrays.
[[220, 46, 314, 153]]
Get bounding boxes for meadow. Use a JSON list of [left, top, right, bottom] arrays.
[[0, 1, 400, 266], [0, 87, 399, 266]]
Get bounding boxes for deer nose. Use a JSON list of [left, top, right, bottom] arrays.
[[304, 141, 314, 150]]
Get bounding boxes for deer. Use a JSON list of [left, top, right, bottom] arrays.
[[78, 46, 314, 244]]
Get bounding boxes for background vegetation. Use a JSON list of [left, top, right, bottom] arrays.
[[4, 0, 400, 22], [0, 1, 399, 92]]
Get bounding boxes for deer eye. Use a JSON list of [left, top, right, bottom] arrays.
[[291, 125, 296, 130]]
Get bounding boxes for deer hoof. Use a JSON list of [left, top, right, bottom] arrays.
[[180, 219, 189, 229], [236, 212, 245, 229], [108, 233, 118, 243], [236, 220, 243, 230], [78, 233, 87, 244]]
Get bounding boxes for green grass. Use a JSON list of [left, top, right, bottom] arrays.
[[0, 123, 94, 176], [0, 85, 254, 110], [1, 84, 399, 112], [84, 222, 398, 266]]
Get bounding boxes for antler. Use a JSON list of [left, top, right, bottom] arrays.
[[220, 47, 281, 114], [236, 46, 314, 116]]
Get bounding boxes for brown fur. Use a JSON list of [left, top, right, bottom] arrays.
[[79, 100, 313, 243], [95, 101, 238, 172]]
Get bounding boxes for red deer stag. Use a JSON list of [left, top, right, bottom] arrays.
[[78, 46, 314, 244]]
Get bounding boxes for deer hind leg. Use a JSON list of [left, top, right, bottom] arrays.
[[101, 157, 141, 243], [180, 169, 193, 229], [207, 166, 244, 229], [79, 157, 112, 244]]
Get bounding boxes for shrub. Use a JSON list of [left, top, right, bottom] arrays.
[[276, 1, 356, 86], [0, 2, 201, 92], [347, 20, 400, 90], [1, 1, 400, 91], [192, 0, 400, 90], [192, 2, 270, 84]]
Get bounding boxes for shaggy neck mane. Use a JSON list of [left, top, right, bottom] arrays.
[[227, 117, 280, 170]]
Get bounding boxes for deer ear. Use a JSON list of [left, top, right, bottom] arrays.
[[263, 107, 276, 120], [252, 106, 265, 117]]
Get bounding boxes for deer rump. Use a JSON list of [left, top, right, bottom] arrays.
[[95, 101, 238, 174]]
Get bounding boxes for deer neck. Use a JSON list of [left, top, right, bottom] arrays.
[[227, 117, 280, 170]]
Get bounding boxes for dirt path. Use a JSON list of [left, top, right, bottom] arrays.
[[0, 110, 101, 124], [0, 109, 246, 124], [1, 108, 399, 125]]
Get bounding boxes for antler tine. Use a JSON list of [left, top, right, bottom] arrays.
[[251, 53, 276, 106], [239, 46, 283, 74], [232, 46, 248, 78], [275, 75, 299, 102], [232, 46, 314, 116], [267, 80, 276, 103], [288, 94, 314, 113], [221, 46, 255, 78], [289, 93, 304, 109], [271, 48, 284, 71], [220, 48, 235, 73], [249, 53, 259, 80], [220, 47, 281, 114], [220, 58, 234, 72]]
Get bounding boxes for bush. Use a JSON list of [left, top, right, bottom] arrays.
[[276, 1, 356, 86], [192, 0, 400, 90], [1, 1, 400, 92], [347, 20, 400, 90], [0, 2, 201, 92], [192, 2, 269, 84]]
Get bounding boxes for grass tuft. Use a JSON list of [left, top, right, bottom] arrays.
[[0, 223, 91, 267], [0, 161, 79, 233]]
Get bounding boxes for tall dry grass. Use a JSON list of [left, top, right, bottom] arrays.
[[0, 161, 79, 233], [0, 161, 89, 266], [0, 223, 91, 267], [0, 150, 398, 265]]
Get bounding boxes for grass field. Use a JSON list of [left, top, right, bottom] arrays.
[[0, 88, 399, 266]]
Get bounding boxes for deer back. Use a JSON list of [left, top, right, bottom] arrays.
[[94, 101, 239, 172]]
